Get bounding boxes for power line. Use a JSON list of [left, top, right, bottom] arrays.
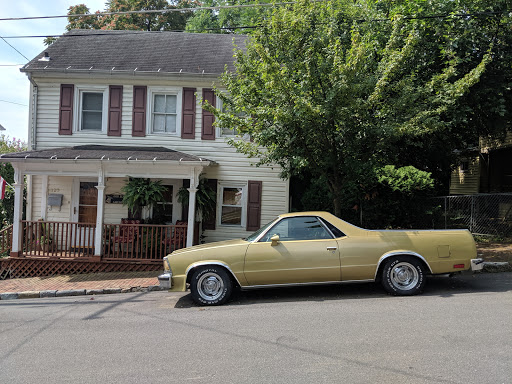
[[0, 2, 298, 22], [0, 99, 28, 107], [0, 36, 29, 61]]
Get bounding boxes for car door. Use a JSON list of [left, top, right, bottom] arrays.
[[244, 216, 341, 285]]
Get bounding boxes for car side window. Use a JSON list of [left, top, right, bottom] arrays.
[[259, 217, 333, 242]]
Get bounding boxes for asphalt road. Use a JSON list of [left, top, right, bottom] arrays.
[[1, 272, 511, 384]]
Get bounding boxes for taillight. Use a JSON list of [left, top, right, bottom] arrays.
[[453, 264, 465, 269]]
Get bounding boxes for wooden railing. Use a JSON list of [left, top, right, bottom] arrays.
[[102, 223, 187, 262], [22, 220, 96, 258], [0, 224, 13, 255]]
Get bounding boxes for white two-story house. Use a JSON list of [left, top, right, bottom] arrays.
[[0, 30, 289, 273]]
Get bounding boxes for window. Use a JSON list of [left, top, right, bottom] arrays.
[[217, 96, 248, 137], [148, 87, 182, 135], [220, 184, 245, 226], [459, 161, 469, 173], [259, 217, 333, 242], [153, 185, 174, 224], [75, 86, 108, 132]]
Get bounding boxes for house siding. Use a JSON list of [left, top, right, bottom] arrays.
[[30, 76, 288, 242], [449, 156, 480, 195]]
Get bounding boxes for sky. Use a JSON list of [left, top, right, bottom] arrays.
[[0, 0, 107, 143]]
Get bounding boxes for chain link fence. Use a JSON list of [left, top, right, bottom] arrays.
[[432, 194, 512, 237]]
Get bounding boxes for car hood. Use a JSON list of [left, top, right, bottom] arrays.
[[170, 238, 250, 256]]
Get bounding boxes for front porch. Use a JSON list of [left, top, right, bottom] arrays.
[[0, 145, 211, 279]]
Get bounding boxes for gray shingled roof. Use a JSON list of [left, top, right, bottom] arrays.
[[0, 145, 210, 163], [22, 30, 247, 75]]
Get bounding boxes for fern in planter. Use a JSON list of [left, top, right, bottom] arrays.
[[121, 177, 167, 219], [177, 176, 216, 222]]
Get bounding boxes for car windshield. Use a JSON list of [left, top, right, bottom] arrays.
[[244, 218, 279, 242]]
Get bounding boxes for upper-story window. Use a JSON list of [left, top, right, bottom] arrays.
[[148, 87, 182, 135], [75, 86, 108, 133]]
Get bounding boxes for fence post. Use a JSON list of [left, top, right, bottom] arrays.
[[444, 197, 447, 229], [470, 195, 475, 233]]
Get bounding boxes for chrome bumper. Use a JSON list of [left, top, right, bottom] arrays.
[[470, 258, 484, 271], [158, 272, 173, 289]]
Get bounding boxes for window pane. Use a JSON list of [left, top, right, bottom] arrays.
[[260, 217, 332, 241], [221, 206, 242, 225], [82, 111, 102, 130], [223, 188, 242, 206], [82, 92, 103, 111], [165, 115, 176, 133], [153, 114, 165, 132], [154, 95, 166, 113], [166, 95, 177, 113], [221, 127, 235, 136]]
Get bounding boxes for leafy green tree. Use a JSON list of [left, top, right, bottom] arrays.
[[210, 0, 509, 218], [185, 0, 270, 34], [65, 0, 196, 32], [0, 136, 27, 228]]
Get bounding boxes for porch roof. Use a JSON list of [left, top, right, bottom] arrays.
[[0, 145, 212, 164]]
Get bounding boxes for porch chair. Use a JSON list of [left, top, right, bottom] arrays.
[[114, 219, 141, 255], [163, 221, 188, 252]]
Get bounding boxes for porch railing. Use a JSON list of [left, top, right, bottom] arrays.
[[22, 220, 96, 258], [0, 224, 13, 255], [103, 223, 187, 262], [20, 220, 186, 262]]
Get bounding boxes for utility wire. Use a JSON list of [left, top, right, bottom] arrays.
[[0, 99, 28, 107], [0, 36, 29, 60]]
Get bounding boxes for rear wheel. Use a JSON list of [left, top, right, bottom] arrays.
[[190, 266, 232, 306], [381, 256, 426, 295]]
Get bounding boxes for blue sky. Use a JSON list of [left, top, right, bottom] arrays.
[[0, 0, 106, 143]]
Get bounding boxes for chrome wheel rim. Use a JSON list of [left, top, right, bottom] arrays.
[[390, 262, 419, 291], [197, 272, 224, 301]]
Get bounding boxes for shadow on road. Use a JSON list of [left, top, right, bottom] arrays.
[[174, 272, 512, 308]]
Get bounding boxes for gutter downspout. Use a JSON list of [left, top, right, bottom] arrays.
[[27, 73, 38, 150]]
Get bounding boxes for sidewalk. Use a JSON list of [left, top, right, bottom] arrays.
[[0, 271, 163, 300]]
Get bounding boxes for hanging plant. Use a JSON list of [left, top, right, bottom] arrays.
[[177, 175, 216, 222], [121, 177, 167, 218]]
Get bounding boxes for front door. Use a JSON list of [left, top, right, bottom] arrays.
[[244, 216, 341, 285], [71, 179, 98, 248]]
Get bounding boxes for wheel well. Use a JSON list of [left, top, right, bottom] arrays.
[[186, 264, 241, 288], [375, 254, 431, 282]]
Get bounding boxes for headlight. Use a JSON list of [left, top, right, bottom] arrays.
[[163, 256, 172, 272]]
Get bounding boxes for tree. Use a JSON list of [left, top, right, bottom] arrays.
[[65, 0, 197, 32], [185, 0, 270, 34], [210, 0, 510, 218], [0, 136, 26, 228]]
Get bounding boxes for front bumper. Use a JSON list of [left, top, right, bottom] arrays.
[[470, 258, 484, 271], [158, 272, 173, 289]]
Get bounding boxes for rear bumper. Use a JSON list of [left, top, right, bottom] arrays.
[[470, 258, 484, 271]]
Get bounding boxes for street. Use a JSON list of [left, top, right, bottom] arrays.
[[1, 273, 511, 384]]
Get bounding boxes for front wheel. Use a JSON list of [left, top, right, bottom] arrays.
[[190, 266, 233, 306], [381, 256, 426, 296]]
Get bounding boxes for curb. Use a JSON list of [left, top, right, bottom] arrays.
[[482, 261, 512, 273], [0, 285, 165, 301]]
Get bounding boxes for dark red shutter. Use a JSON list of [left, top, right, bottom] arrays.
[[202, 179, 217, 230], [108, 85, 123, 136], [201, 88, 216, 140], [246, 180, 262, 231], [132, 86, 147, 137], [59, 84, 74, 135], [182, 88, 196, 139]]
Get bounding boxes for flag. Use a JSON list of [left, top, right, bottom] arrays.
[[0, 177, 6, 200]]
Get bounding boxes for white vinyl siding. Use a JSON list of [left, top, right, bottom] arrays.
[[30, 77, 289, 242]]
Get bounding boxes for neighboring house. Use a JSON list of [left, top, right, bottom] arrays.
[[0, 30, 289, 268], [450, 131, 512, 195]]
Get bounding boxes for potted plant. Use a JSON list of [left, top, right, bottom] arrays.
[[121, 177, 167, 220]]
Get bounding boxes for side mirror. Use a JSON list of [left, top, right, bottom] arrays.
[[270, 234, 280, 246]]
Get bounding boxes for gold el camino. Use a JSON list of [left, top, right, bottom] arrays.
[[159, 212, 483, 305]]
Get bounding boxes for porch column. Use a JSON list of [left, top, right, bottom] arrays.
[[93, 167, 106, 258], [186, 187, 198, 247], [40, 175, 49, 220], [10, 168, 25, 257]]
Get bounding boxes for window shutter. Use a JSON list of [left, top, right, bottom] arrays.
[[201, 88, 216, 140], [202, 179, 217, 230], [246, 180, 262, 231], [59, 84, 74, 135], [182, 88, 196, 139], [108, 85, 123, 136], [132, 86, 147, 137]]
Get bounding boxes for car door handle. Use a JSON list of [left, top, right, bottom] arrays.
[[327, 247, 337, 251]]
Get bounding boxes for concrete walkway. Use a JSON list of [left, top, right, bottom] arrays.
[[0, 271, 163, 300]]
